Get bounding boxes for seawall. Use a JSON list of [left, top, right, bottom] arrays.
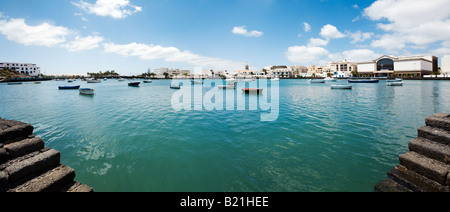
[[375, 113, 450, 192], [0, 118, 93, 192]]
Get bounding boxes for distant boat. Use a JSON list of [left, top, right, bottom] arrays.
[[271, 78, 280, 81], [387, 82, 403, 86], [7, 82, 22, 85], [87, 79, 101, 83], [348, 79, 379, 83], [143, 80, 152, 83], [192, 80, 203, 84], [68, 80, 74, 83], [59, 85, 81, 90], [79, 88, 95, 95], [118, 78, 125, 82], [242, 88, 263, 94], [386, 78, 403, 83], [331, 85, 353, 90], [218, 84, 236, 89], [34, 82, 41, 84], [128, 82, 140, 87], [309, 79, 326, 83], [242, 79, 255, 82], [324, 77, 337, 82], [170, 85, 181, 89]]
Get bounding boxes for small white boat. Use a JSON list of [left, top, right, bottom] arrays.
[[192, 80, 203, 84], [309, 79, 326, 84], [331, 85, 353, 89], [324, 77, 337, 82], [218, 84, 236, 89], [242, 79, 255, 82], [79, 88, 95, 95], [87, 79, 101, 83], [118, 78, 125, 82], [271, 78, 280, 81], [386, 78, 403, 83], [387, 82, 403, 86]]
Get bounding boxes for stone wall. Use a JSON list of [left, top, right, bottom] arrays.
[[375, 113, 450, 192], [0, 118, 93, 192]]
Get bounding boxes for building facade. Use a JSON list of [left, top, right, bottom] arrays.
[[0, 62, 41, 77], [330, 59, 357, 78], [357, 55, 437, 77], [442, 55, 450, 76]]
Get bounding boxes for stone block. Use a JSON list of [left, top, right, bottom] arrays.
[[399, 151, 450, 185], [388, 165, 449, 192], [4, 137, 44, 158], [66, 182, 94, 192], [0, 119, 34, 144], [418, 126, 450, 145], [409, 138, 450, 164], [14, 165, 75, 192], [0, 171, 8, 190], [5, 149, 60, 183], [0, 148, 8, 164], [426, 113, 450, 131], [374, 178, 412, 192]]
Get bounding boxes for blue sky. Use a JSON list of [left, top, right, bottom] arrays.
[[0, 0, 449, 75]]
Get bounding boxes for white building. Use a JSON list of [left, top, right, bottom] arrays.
[[442, 55, 450, 76], [267, 66, 292, 78], [357, 55, 438, 77], [0, 62, 41, 77], [329, 59, 357, 78]]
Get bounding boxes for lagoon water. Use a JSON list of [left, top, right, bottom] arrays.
[[1, 79, 449, 192]]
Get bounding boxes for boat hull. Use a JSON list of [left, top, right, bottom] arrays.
[[128, 82, 141, 87], [59, 86, 81, 90], [242, 88, 263, 94], [331, 85, 353, 89], [387, 82, 403, 86], [348, 79, 379, 83], [79, 89, 95, 95]]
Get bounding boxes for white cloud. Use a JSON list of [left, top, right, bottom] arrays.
[[103, 42, 243, 70], [320, 24, 345, 40], [0, 18, 70, 47], [328, 49, 381, 63], [364, 0, 450, 52], [232, 26, 263, 37], [347, 31, 374, 44], [285, 45, 329, 65], [352, 4, 359, 9], [73, 0, 142, 19], [303, 22, 311, 32], [308, 38, 329, 47], [62, 34, 104, 52]]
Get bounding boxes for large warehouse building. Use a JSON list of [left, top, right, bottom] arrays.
[[357, 55, 438, 78]]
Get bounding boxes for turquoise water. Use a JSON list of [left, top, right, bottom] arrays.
[[0, 79, 449, 192]]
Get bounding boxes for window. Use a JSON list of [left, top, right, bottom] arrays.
[[377, 59, 394, 71]]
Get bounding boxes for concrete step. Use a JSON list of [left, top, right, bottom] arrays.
[[418, 126, 450, 145], [409, 137, 450, 164], [3, 137, 45, 159], [2, 149, 61, 186], [399, 151, 450, 185], [374, 177, 412, 192], [63, 181, 94, 192], [426, 113, 450, 132], [0, 119, 34, 145], [10, 165, 75, 192], [387, 165, 450, 192]]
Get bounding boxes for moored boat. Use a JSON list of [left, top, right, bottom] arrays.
[[192, 80, 203, 84], [218, 84, 236, 89], [128, 82, 141, 87], [386, 78, 403, 83], [387, 82, 403, 86], [324, 77, 337, 82], [348, 79, 379, 83], [87, 79, 101, 83], [118, 78, 125, 82], [271, 78, 280, 81], [309, 79, 326, 83], [7, 82, 23, 85], [58, 85, 81, 90], [143, 80, 152, 83], [79, 88, 95, 95], [331, 85, 353, 89], [242, 88, 263, 94]]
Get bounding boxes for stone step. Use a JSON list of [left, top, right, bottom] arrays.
[[418, 126, 450, 145], [3, 137, 45, 159], [409, 137, 450, 164], [64, 181, 94, 192], [426, 113, 450, 132], [2, 149, 61, 186], [399, 151, 450, 185], [387, 165, 450, 192], [9, 165, 75, 192], [0, 119, 34, 145], [374, 177, 412, 192]]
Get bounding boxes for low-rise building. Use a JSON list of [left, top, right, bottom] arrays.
[[0, 62, 41, 77], [330, 59, 357, 78], [442, 55, 450, 77], [357, 55, 438, 77]]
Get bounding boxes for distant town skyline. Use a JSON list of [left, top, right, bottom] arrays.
[[0, 0, 449, 75]]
